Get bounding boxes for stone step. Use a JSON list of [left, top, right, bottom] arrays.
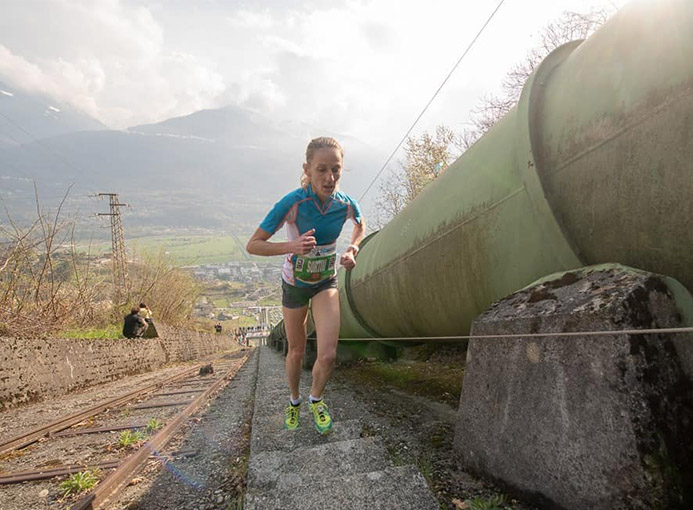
[[247, 436, 391, 491], [246, 347, 440, 509], [251, 416, 362, 453], [252, 391, 368, 424], [244, 465, 439, 510]]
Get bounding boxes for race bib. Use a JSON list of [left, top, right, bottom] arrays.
[[294, 244, 337, 284]]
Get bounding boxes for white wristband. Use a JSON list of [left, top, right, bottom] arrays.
[[347, 244, 359, 255]]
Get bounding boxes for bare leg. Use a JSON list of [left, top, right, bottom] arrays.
[[309, 288, 340, 399], [283, 306, 309, 401]]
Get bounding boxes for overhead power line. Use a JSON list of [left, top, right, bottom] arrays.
[[358, 0, 508, 203]]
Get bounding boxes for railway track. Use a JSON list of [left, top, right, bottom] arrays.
[[0, 349, 252, 509]]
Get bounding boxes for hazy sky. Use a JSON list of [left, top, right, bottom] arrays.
[[0, 0, 626, 148]]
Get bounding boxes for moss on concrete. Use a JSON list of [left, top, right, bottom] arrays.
[[339, 358, 465, 407]]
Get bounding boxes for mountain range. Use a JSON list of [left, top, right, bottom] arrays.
[[0, 79, 383, 239]]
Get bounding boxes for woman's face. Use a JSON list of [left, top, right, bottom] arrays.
[[304, 147, 343, 201]]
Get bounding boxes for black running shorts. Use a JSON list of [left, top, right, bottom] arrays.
[[282, 277, 338, 309]]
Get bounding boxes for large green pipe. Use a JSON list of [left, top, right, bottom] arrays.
[[339, 0, 693, 339]]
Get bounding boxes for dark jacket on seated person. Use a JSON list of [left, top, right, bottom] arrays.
[[123, 307, 148, 338]]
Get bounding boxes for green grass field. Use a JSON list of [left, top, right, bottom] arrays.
[[77, 234, 259, 266], [61, 324, 122, 339]]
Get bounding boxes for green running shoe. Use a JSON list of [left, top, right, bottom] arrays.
[[309, 400, 333, 434], [284, 404, 300, 430]]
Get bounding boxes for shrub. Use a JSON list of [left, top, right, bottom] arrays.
[[145, 418, 163, 433], [59, 469, 100, 497], [118, 429, 145, 448]]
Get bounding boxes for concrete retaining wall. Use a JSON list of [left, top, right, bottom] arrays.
[[454, 265, 693, 510], [0, 324, 236, 411]]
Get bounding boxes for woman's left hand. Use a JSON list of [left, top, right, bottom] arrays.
[[340, 251, 356, 270]]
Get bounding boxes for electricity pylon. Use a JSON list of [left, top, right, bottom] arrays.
[[96, 193, 128, 304]]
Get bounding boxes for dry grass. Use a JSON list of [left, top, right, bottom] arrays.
[[127, 248, 200, 327], [1, 187, 200, 338], [0, 187, 112, 337]]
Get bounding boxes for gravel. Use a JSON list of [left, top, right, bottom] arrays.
[[2, 343, 540, 510], [0, 348, 256, 510], [111, 349, 258, 510]]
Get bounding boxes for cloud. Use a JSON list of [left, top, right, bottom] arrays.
[[0, 0, 226, 128], [219, 0, 488, 143], [0, 45, 48, 93], [0, 0, 625, 145], [226, 8, 284, 31], [4, 0, 459, 139], [360, 21, 393, 50]]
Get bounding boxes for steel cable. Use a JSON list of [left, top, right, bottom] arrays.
[[335, 326, 693, 342], [358, 0, 508, 203]]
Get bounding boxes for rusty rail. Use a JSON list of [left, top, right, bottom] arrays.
[[0, 364, 202, 456], [0, 450, 197, 485], [70, 351, 251, 510], [52, 424, 149, 438]]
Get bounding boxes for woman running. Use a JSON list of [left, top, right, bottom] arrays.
[[247, 137, 365, 434]]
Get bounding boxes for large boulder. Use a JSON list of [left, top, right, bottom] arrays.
[[454, 264, 693, 510]]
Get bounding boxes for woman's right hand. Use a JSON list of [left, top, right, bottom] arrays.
[[293, 228, 317, 254]]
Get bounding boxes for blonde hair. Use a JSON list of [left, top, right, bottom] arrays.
[[301, 137, 344, 188]]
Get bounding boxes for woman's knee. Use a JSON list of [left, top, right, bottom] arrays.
[[317, 349, 336, 367], [287, 344, 305, 361]]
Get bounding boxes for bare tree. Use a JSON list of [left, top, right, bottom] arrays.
[[128, 248, 200, 327], [462, 8, 613, 148], [374, 125, 462, 228], [0, 188, 200, 337], [373, 169, 407, 228], [374, 7, 615, 225], [0, 188, 112, 337]]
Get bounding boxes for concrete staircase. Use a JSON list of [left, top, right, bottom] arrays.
[[244, 346, 439, 510]]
